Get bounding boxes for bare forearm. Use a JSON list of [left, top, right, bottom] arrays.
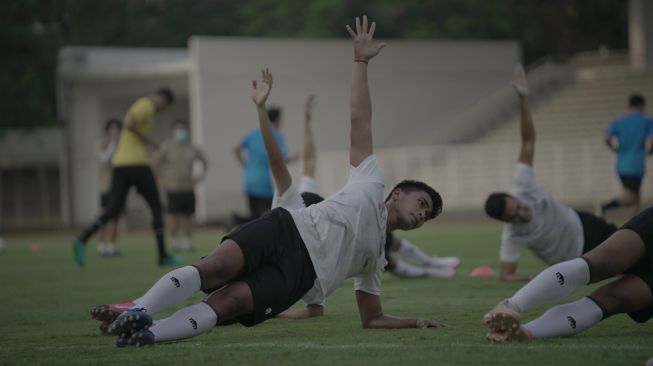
[[257, 104, 292, 193], [519, 96, 535, 144], [350, 62, 373, 166], [364, 314, 421, 329], [127, 125, 153, 146], [302, 119, 316, 177]]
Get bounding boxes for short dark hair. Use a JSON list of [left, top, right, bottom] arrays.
[[629, 94, 645, 108], [267, 107, 281, 124], [485, 192, 511, 220], [385, 180, 443, 220], [301, 192, 324, 206], [104, 118, 122, 133], [156, 88, 175, 105]]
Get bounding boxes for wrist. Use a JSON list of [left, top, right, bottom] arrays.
[[354, 58, 369, 64]]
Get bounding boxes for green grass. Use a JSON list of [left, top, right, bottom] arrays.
[[0, 224, 651, 365]]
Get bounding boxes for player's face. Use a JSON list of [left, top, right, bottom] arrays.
[[392, 189, 433, 230], [502, 197, 532, 223]]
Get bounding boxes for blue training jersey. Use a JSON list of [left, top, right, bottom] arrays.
[[606, 111, 653, 177], [240, 128, 288, 198]]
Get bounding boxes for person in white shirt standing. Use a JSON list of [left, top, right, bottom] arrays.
[[103, 16, 446, 347], [96, 118, 122, 257], [483, 65, 617, 282]]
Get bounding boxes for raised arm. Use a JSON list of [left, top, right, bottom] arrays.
[[302, 94, 317, 178], [346, 16, 385, 167], [251, 69, 293, 195], [512, 64, 535, 166]]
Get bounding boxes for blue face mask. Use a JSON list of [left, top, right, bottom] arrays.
[[175, 129, 189, 142]]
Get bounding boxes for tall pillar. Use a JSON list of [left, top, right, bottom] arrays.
[[629, 0, 653, 73]]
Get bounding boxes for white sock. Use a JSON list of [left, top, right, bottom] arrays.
[[181, 236, 191, 252], [171, 236, 180, 251], [395, 239, 434, 266], [510, 258, 590, 312], [97, 242, 106, 255], [136, 266, 202, 314], [106, 242, 117, 255], [150, 302, 217, 342], [523, 297, 603, 338]]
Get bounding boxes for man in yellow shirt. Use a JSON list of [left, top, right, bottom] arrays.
[[73, 88, 180, 267]]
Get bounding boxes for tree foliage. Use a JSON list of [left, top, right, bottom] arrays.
[[0, 0, 627, 127]]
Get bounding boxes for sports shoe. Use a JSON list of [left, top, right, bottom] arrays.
[[90, 300, 137, 333], [116, 329, 156, 348], [72, 237, 86, 267], [485, 327, 531, 343], [107, 308, 152, 338], [482, 299, 521, 333], [158, 255, 182, 266]]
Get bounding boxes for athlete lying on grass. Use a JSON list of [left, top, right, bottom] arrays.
[[92, 16, 446, 347]]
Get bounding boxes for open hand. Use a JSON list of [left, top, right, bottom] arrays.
[[251, 68, 273, 106], [511, 64, 529, 97], [346, 15, 386, 62]]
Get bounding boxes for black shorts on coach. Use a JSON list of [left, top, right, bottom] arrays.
[[619, 175, 642, 196], [167, 191, 196, 215], [621, 207, 653, 323], [221, 207, 316, 327]]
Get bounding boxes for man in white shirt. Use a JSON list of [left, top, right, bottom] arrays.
[[104, 17, 445, 347], [484, 65, 617, 282]]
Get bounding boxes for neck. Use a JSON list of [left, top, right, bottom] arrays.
[[385, 201, 398, 231]]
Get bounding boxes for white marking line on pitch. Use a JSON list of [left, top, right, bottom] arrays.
[[12, 341, 652, 352]]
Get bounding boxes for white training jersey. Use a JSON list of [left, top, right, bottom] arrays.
[[272, 155, 387, 306], [500, 163, 584, 264]]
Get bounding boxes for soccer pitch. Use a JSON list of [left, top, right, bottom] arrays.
[[0, 224, 651, 365]]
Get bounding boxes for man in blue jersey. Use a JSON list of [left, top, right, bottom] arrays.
[[601, 94, 653, 216], [233, 107, 290, 223]]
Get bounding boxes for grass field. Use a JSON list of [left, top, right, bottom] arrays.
[[0, 223, 651, 366]]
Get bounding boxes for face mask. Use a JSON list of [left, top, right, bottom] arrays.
[[175, 129, 189, 142]]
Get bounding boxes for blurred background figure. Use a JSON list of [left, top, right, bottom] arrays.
[[601, 94, 653, 217], [232, 106, 291, 226], [153, 119, 208, 253], [96, 118, 123, 257], [72, 88, 180, 267]]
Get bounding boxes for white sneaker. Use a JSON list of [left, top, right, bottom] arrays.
[[97, 242, 107, 256], [429, 256, 461, 268]]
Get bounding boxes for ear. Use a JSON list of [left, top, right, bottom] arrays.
[[392, 189, 402, 201]]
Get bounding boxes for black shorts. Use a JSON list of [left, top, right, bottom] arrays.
[[167, 191, 196, 215], [621, 207, 653, 323], [575, 210, 618, 253], [100, 192, 111, 210], [247, 195, 273, 218], [222, 207, 316, 327], [619, 175, 642, 196]]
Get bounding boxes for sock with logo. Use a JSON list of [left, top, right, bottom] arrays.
[[135, 266, 202, 315], [510, 258, 590, 312], [149, 302, 217, 342], [522, 297, 603, 338]]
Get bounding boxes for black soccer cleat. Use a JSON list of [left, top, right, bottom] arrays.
[[107, 308, 152, 338]]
